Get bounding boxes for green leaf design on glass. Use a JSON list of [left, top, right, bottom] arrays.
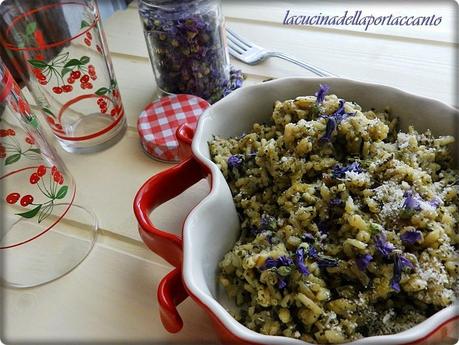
[[80, 20, 90, 28], [38, 203, 54, 223], [29, 148, 41, 154], [28, 59, 48, 69], [55, 186, 68, 199], [5, 154, 21, 165], [95, 87, 109, 96], [61, 67, 74, 76], [25, 22, 37, 35], [63, 58, 81, 68], [41, 108, 55, 117], [80, 56, 90, 65], [16, 204, 42, 218]]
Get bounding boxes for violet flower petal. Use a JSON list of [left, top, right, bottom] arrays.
[[400, 230, 422, 245], [295, 248, 310, 275], [263, 258, 278, 270], [227, 155, 243, 168], [315, 84, 330, 104], [302, 232, 315, 243], [278, 277, 287, 289], [332, 161, 363, 179], [329, 198, 343, 207], [278, 256, 293, 267], [403, 190, 422, 211], [356, 253, 373, 271], [319, 117, 336, 144], [390, 254, 414, 292], [375, 234, 395, 258]]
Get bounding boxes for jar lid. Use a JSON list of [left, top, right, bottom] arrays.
[[137, 94, 210, 162]]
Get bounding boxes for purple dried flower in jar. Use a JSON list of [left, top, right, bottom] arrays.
[[139, 0, 232, 103]]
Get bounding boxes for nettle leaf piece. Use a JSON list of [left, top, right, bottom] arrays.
[[16, 204, 41, 218], [5, 154, 21, 165], [28, 59, 48, 69], [95, 87, 109, 96], [55, 186, 68, 199]]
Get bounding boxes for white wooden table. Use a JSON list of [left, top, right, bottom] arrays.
[[2, 1, 457, 343]]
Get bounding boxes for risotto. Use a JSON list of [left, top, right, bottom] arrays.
[[209, 85, 459, 344]]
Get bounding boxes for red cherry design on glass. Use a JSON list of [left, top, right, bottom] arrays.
[[51, 166, 58, 175], [25, 135, 35, 145], [37, 165, 47, 177], [6, 192, 20, 204], [39, 79, 48, 85], [52, 86, 63, 94], [30, 173, 40, 184], [97, 97, 104, 105], [71, 71, 81, 79], [63, 85, 73, 93], [53, 171, 62, 183], [84, 38, 91, 46], [80, 75, 90, 83], [7, 129, 15, 136], [67, 77, 75, 84], [20, 195, 34, 207], [0, 129, 8, 137], [86, 32, 92, 40]]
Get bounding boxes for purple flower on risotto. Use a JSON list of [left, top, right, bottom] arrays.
[[375, 234, 395, 258], [302, 232, 315, 243], [278, 277, 287, 289], [390, 254, 414, 292], [295, 248, 310, 275], [400, 230, 422, 245], [332, 161, 363, 179], [262, 256, 292, 270], [315, 84, 330, 104], [356, 253, 373, 271], [402, 190, 422, 211], [227, 155, 243, 168]]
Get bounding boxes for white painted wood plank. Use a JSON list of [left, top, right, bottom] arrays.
[[2, 234, 218, 343]]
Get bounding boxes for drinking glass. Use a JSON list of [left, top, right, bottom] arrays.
[[0, 0, 126, 153], [0, 61, 98, 287]]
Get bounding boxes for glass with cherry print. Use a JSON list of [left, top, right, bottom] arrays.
[[0, 0, 126, 153], [0, 61, 98, 288]]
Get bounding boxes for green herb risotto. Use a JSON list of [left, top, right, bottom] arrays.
[[209, 85, 458, 344]]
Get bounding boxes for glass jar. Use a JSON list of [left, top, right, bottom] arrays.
[[139, 0, 230, 104]]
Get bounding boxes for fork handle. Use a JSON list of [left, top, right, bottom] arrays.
[[270, 52, 335, 77]]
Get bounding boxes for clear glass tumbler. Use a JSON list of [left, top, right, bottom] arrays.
[[0, 61, 98, 287], [0, 0, 126, 153]]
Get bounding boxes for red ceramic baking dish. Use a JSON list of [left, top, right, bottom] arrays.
[[133, 77, 459, 344]]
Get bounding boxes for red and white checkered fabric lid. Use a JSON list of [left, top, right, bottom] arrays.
[[137, 94, 210, 162]]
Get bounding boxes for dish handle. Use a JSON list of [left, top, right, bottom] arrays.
[[134, 123, 208, 332]]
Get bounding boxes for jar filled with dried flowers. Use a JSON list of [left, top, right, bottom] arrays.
[[139, 0, 232, 103]]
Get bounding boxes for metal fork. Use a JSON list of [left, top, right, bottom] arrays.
[[226, 28, 335, 77]]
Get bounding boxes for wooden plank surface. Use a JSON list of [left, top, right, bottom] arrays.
[[2, 1, 457, 343]]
